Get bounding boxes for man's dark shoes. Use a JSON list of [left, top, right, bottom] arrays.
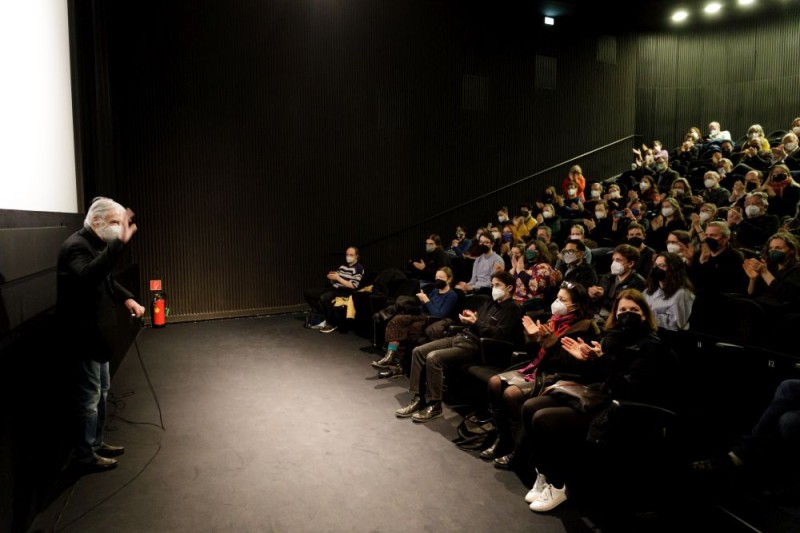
[[395, 396, 423, 418], [378, 363, 403, 379], [80, 454, 118, 472], [494, 452, 515, 469], [96, 443, 125, 458], [412, 402, 442, 423]]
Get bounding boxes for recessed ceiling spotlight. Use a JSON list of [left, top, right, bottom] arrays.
[[544, 16, 555, 26], [672, 9, 690, 22], [704, 2, 723, 14], [738, 0, 756, 5]]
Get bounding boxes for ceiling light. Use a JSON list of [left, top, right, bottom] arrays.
[[738, 0, 756, 4], [672, 9, 690, 22], [544, 16, 555, 26], [704, 2, 723, 14]]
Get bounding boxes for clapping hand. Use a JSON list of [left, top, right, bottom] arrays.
[[743, 257, 767, 280], [522, 315, 550, 337], [560, 336, 602, 361]]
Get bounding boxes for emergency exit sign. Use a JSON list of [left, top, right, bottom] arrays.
[[150, 280, 162, 291]]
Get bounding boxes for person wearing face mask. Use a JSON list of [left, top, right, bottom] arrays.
[[496, 206, 511, 226], [519, 203, 538, 233], [536, 203, 562, 239], [582, 183, 604, 215], [636, 176, 660, 212], [396, 272, 522, 422], [553, 225, 594, 269], [647, 198, 688, 252], [519, 290, 677, 513], [456, 234, 505, 295], [688, 221, 747, 333], [498, 224, 521, 270], [728, 193, 779, 251], [698, 171, 731, 208], [408, 234, 451, 285], [747, 124, 771, 153], [652, 155, 679, 194], [304, 246, 364, 333], [57, 197, 145, 472], [511, 241, 560, 311], [446, 225, 472, 259], [583, 201, 616, 248], [764, 164, 800, 221], [372, 268, 459, 379], [771, 132, 800, 171], [666, 230, 695, 265], [644, 253, 695, 331], [535, 226, 560, 260], [486, 282, 599, 468], [604, 184, 624, 213], [624, 223, 655, 279], [588, 245, 646, 325], [557, 240, 598, 291], [689, 203, 717, 242], [562, 165, 587, 202], [668, 177, 695, 214], [743, 233, 800, 320], [705, 121, 732, 144]]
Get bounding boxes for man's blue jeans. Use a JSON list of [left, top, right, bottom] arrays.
[[75, 359, 110, 463]]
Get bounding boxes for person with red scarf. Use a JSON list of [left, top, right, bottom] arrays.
[[482, 281, 600, 468]]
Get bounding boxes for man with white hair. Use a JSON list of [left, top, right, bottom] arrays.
[[57, 197, 145, 471]]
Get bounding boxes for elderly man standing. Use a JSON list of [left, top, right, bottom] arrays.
[[57, 197, 145, 471]]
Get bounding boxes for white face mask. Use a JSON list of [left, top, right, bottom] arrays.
[[425, 244, 435, 253], [661, 207, 674, 217], [492, 231, 501, 239], [610, 261, 626, 276], [346, 255, 356, 264], [672, 189, 684, 196], [562, 251, 578, 264], [786, 142, 798, 152], [595, 211, 606, 220], [699, 211, 711, 223], [550, 299, 570, 316], [590, 189, 601, 199], [710, 129, 719, 136], [610, 191, 621, 199], [98, 222, 121, 242], [639, 182, 650, 191], [745, 205, 761, 218], [568, 188, 577, 196], [666, 243, 681, 254], [543, 211, 553, 219], [498, 215, 507, 223], [704, 178, 716, 189], [792, 127, 800, 136], [492, 287, 506, 301]]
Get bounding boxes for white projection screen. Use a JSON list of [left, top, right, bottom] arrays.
[[0, 1, 78, 213]]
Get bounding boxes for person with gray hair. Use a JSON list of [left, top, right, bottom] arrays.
[[728, 192, 780, 251], [57, 196, 145, 472]]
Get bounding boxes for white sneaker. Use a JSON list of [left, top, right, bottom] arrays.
[[525, 471, 548, 503], [309, 320, 327, 330], [529, 482, 567, 512]]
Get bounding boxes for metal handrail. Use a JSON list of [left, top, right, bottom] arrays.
[[358, 134, 642, 249]]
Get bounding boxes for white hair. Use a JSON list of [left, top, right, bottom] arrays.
[[84, 196, 125, 228]]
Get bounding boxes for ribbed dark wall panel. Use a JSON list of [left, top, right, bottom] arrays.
[[81, 1, 638, 321], [636, 15, 800, 148]]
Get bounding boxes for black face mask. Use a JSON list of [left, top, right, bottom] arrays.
[[628, 237, 644, 248], [651, 268, 666, 283], [478, 244, 490, 255], [745, 181, 758, 192], [705, 238, 720, 252], [616, 311, 644, 331], [773, 173, 788, 182], [433, 279, 447, 290]]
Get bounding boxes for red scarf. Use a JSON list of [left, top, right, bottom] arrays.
[[770, 179, 791, 197], [520, 312, 577, 377]]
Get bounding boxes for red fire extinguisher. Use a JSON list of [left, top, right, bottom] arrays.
[[152, 292, 167, 328]]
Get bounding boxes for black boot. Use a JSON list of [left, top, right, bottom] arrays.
[[371, 349, 396, 369], [480, 434, 502, 460], [378, 360, 403, 379]]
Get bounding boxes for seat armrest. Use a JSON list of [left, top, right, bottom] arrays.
[[479, 338, 515, 367]]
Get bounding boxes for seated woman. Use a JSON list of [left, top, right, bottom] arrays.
[[303, 246, 364, 333], [647, 197, 688, 252], [484, 281, 599, 467], [520, 289, 678, 512], [371, 267, 459, 377], [666, 229, 695, 265], [644, 252, 695, 331], [510, 240, 561, 312], [743, 232, 800, 320]]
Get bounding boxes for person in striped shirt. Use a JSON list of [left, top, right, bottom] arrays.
[[304, 246, 364, 333]]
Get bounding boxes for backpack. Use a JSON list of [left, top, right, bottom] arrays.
[[453, 411, 497, 450]]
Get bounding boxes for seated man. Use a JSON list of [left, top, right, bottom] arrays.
[[588, 244, 647, 324], [557, 240, 598, 289], [395, 271, 522, 422], [728, 192, 780, 252], [455, 234, 504, 295], [625, 223, 655, 279], [303, 246, 364, 333]]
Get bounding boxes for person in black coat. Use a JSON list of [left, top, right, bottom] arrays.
[[520, 289, 678, 512], [57, 197, 146, 471]]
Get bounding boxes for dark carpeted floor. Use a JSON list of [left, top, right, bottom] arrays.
[[28, 314, 797, 532]]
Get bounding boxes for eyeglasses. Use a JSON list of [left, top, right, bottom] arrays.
[[561, 281, 575, 289]]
